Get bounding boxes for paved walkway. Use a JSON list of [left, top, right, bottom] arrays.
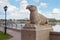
[[0, 27, 21, 40]]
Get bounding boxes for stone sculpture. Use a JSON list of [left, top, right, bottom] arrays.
[[26, 5, 48, 25], [21, 5, 52, 40]]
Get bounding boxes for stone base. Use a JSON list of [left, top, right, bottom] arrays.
[[21, 23, 53, 40]]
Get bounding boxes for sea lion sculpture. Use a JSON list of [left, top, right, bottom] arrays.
[[26, 5, 48, 25]]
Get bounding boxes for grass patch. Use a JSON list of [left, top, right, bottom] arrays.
[[0, 31, 12, 40]]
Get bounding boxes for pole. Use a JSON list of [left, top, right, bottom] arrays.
[[4, 11, 7, 34]]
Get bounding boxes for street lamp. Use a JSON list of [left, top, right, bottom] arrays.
[[3, 6, 8, 34]]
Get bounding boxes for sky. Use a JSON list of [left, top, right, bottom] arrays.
[[0, 0, 60, 19]]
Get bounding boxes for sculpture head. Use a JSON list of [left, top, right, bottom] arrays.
[[26, 5, 37, 12]]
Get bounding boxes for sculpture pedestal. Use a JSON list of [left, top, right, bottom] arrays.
[[21, 23, 53, 40]]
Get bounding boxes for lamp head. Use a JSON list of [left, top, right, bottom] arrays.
[[4, 6, 8, 12]]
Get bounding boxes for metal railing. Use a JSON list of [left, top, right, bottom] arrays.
[[0, 23, 25, 30]]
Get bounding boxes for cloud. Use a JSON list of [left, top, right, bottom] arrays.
[[0, 0, 11, 15], [38, 8, 60, 20], [7, 5, 18, 13], [13, 0, 29, 19], [0, 0, 30, 19], [52, 8, 60, 14], [40, 2, 47, 8], [0, 0, 19, 18], [41, 8, 60, 20], [41, 13, 53, 18], [1, 0, 60, 20], [41, 12, 60, 20], [38, 2, 47, 8], [37, 6, 53, 19], [33, 0, 39, 2], [37, 8, 53, 18], [51, 8, 60, 20], [51, 13, 60, 20], [15, 0, 20, 2]]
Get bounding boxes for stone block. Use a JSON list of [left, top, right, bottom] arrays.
[[21, 23, 53, 40]]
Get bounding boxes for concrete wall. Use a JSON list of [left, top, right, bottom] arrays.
[[50, 32, 60, 40]]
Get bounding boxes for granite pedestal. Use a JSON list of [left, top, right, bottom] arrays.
[[21, 23, 53, 40]]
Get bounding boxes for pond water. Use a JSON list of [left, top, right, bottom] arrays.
[[52, 25, 60, 32], [0, 23, 25, 30], [1, 22, 60, 32]]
